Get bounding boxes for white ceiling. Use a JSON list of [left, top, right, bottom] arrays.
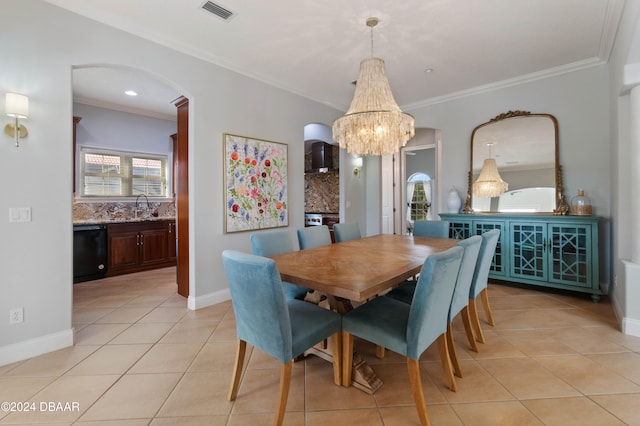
[[47, 0, 625, 120]]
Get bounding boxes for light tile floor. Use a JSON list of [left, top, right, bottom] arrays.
[[2, 267, 640, 425]]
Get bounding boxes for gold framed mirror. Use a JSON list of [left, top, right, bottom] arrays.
[[463, 110, 568, 214]]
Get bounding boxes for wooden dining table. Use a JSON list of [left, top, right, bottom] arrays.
[[269, 233, 458, 392]]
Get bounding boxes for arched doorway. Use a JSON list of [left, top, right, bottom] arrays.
[[71, 64, 190, 300]]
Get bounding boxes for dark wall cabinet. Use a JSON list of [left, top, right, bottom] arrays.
[[107, 220, 176, 276]]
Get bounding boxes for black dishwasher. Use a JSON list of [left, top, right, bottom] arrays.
[[73, 224, 108, 283]]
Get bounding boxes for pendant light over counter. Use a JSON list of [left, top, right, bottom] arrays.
[[332, 17, 415, 156]]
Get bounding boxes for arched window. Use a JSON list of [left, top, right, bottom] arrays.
[[407, 173, 432, 225]]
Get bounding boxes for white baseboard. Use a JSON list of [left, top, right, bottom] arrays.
[[0, 288, 232, 366], [0, 328, 74, 367], [619, 259, 640, 337], [622, 317, 640, 337], [188, 288, 231, 310]]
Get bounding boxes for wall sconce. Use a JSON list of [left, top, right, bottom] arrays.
[[353, 156, 363, 176], [5, 93, 29, 147]]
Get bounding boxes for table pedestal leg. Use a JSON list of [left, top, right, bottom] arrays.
[[303, 291, 384, 394], [350, 352, 383, 394]]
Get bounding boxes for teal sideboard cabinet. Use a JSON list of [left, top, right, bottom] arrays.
[[439, 214, 602, 301]]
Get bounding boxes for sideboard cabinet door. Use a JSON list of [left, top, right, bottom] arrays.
[[472, 220, 507, 278], [548, 222, 595, 289], [510, 221, 547, 282]]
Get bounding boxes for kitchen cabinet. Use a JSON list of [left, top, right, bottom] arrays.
[[439, 214, 602, 301], [323, 216, 339, 243], [107, 220, 176, 276], [73, 116, 81, 192], [167, 221, 177, 261]]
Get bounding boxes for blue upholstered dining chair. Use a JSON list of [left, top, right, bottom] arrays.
[[297, 225, 332, 249], [468, 229, 500, 343], [413, 220, 450, 238], [342, 246, 463, 426], [250, 230, 310, 300], [333, 222, 361, 242], [222, 250, 342, 426], [385, 235, 482, 381], [445, 235, 482, 377]]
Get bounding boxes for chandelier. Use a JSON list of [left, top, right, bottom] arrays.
[[473, 142, 508, 198], [332, 17, 415, 156]]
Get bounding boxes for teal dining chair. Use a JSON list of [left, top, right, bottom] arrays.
[[297, 225, 332, 249], [468, 229, 500, 343], [250, 230, 310, 300], [333, 222, 361, 242], [409, 220, 450, 282], [342, 246, 464, 426], [222, 250, 342, 426], [413, 220, 450, 238], [384, 235, 482, 380], [445, 235, 482, 377]]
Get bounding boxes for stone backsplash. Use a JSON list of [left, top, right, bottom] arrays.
[[73, 200, 176, 223], [304, 173, 339, 213]]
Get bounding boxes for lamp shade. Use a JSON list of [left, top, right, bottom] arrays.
[[332, 57, 414, 156], [5, 93, 28, 118], [473, 158, 508, 198]]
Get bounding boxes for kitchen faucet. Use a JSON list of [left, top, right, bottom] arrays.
[[135, 194, 150, 218], [136, 194, 150, 210]]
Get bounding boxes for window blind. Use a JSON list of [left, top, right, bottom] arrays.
[[80, 148, 168, 198]]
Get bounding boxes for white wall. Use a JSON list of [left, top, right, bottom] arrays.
[[405, 65, 612, 286], [364, 155, 381, 236], [74, 103, 176, 155], [341, 150, 366, 227], [608, 0, 640, 334], [0, 0, 340, 365]]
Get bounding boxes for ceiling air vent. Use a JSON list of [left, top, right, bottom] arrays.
[[201, 1, 235, 21]]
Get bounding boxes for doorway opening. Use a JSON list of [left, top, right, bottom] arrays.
[[406, 172, 433, 234], [380, 128, 440, 235], [71, 64, 190, 305]]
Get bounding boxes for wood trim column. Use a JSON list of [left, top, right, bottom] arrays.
[[173, 96, 189, 297], [73, 116, 81, 192]]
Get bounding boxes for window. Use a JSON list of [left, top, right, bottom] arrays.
[[79, 148, 169, 198], [407, 173, 432, 222], [410, 182, 431, 221]]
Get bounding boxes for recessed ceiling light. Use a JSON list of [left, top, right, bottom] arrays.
[[124, 90, 138, 97], [424, 68, 434, 74]]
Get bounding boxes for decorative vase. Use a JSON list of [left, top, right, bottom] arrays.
[[570, 189, 592, 215], [447, 188, 462, 213]]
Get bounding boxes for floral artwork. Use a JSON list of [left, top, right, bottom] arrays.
[[223, 133, 288, 233]]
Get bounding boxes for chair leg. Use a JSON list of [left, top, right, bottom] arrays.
[[480, 288, 495, 326], [407, 358, 431, 426], [330, 332, 342, 386], [376, 345, 386, 359], [468, 298, 486, 343], [446, 322, 462, 378], [275, 361, 293, 426], [461, 306, 479, 352], [341, 331, 354, 387], [436, 333, 456, 392], [228, 340, 247, 401]]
